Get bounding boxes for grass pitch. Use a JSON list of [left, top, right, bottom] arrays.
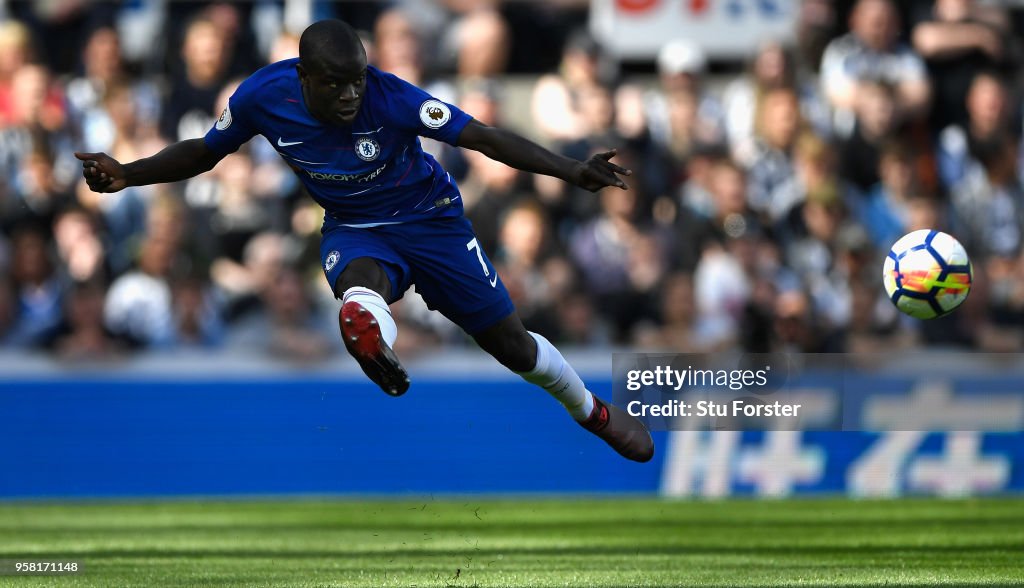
[[0, 498, 1021, 587]]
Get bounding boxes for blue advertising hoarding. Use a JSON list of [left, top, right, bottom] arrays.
[[1, 356, 1022, 498]]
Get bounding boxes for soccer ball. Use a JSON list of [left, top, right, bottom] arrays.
[[882, 229, 972, 319]]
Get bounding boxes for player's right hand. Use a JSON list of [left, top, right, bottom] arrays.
[[74, 151, 128, 193]]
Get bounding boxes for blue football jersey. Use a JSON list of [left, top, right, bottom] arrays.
[[204, 59, 471, 226]]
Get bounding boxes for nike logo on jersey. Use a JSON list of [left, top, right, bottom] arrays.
[[277, 138, 303, 147], [489, 275, 498, 288]]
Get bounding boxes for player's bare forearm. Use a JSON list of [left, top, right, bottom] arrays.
[[75, 139, 224, 193], [456, 119, 630, 192], [123, 139, 223, 185], [457, 121, 576, 180]]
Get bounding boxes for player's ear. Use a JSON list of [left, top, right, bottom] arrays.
[[295, 63, 308, 82]]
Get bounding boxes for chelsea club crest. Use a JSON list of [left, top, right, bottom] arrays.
[[324, 250, 340, 272], [355, 137, 380, 161]]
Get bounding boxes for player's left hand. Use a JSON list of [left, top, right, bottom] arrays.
[[571, 150, 632, 192]]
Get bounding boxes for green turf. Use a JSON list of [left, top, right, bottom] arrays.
[[0, 498, 1021, 587]]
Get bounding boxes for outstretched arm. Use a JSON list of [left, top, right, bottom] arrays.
[[75, 138, 225, 193], [456, 119, 630, 192]]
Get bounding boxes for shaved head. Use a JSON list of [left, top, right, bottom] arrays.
[[296, 19, 369, 126], [299, 19, 365, 72]]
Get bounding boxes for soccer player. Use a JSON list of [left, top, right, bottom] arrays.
[[75, 19, 654, 462]]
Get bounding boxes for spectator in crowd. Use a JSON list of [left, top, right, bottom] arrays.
[[102, 194, 202, 348], [676, 142, 726, 221], [211, 230, 290, 322], [704, 158, 761, 241], [8, 0, 101, 74], [611, 82, 649, 145], [656, 87, 700, 168], [10, 137, 74, 231], [268, 30, 301, 63], [780, 181, 858, 341], [723, 42, 830, 163], [45, 278, 130, 360], [936, 71, 1016, 188], [569, 183, 641, 303], [646, 39, 724, 152], [771, 288, 824, 353], [691, 243, 748, 352], [0, 20, 35, 126], [460, 145, 524, 257], [197, 2, 262, 79], [103, 231, 180, 348], [742, 88, 805, 221], [820, 0, 931, 136], [374, 8, 436, 90], [949, 131, 1024, 261], [72, 28, 163, 152], [668, 152, 720, 275], [225, 265, 337, 361], [795, 0, 838, 74], [75, 82, 160, 272], [632, 272, 699, 351], [160, 15, 234, 141], [569, 162, 667, 341], [767, 131, 847, 226], [2, 62, 66, 134], [596, 82, 677, 209], [0, 64, 76, 214], [452, 8, 510, 79], [171, 273, 224, 349], [548, 82, 635, 228], [52, 207, 106, 283], [66, 27, 127, 136], [561, 83, 619, 162], [492, 200, 560, 336], [902, 190, 944, 235], [675, 157, 759, 347], [912, 0, 1014, 131], [6, 224, 64, 347], [458, 80, 532, 254], [548, 288, 609, 346], [395, 0, 512, 79], [196, 149, 279, 271], [856, 141, 926, 250], [736, 229, 788, 354], [838, 80, 900, 192], [530, 30, 612, 143]]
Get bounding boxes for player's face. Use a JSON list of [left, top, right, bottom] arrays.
[[298, 53, 367, 126]]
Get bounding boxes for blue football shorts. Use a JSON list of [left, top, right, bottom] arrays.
[[320, 216, 515, 335]]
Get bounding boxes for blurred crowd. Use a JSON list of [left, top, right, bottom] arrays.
[[1, 0, 1024, 362]]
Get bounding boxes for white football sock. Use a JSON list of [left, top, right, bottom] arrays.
[[517, 332, 596, 421], [342, 286, 397, 347]]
